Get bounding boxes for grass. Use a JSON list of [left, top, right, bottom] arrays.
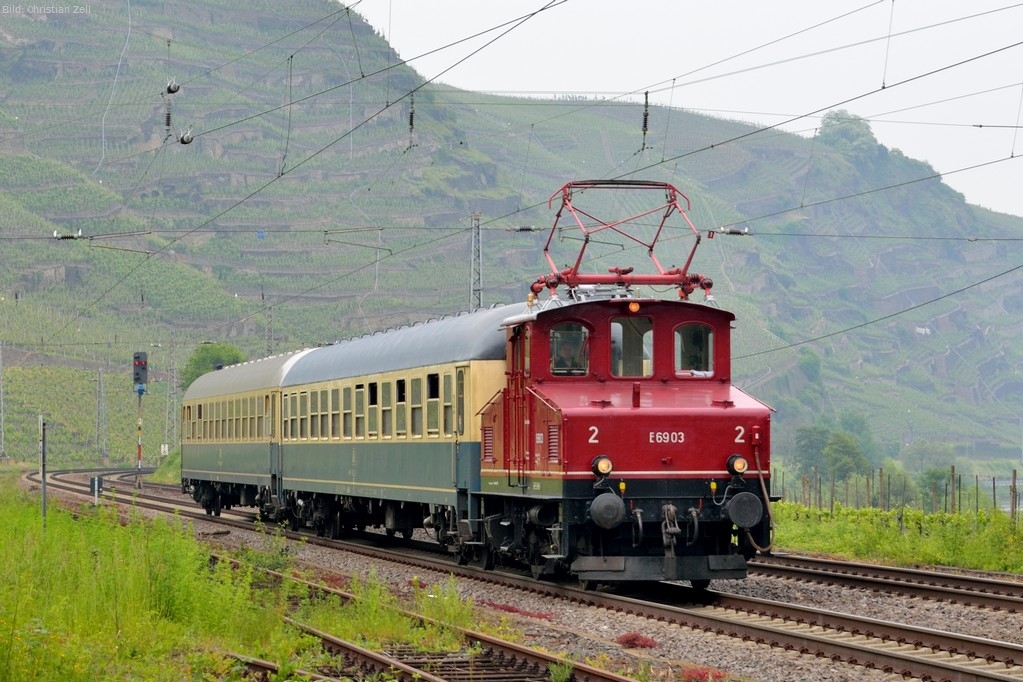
[[774, 500, 1023, 572], [0, 471, 322, 681], [3, 469, 639, 680]]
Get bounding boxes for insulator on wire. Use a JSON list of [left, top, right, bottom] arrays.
[[642, 91, 650, 135], [165, 106, 172, 129]]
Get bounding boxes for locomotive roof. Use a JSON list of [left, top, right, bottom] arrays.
[[281, 303, 524, 387], [183, 348, 316, 401]]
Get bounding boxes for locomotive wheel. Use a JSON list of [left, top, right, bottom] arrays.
[[690, 579, 710, 590], [578, 579, 596, 591], [401, 528, 413, 540], [212, 495, 222, 517]]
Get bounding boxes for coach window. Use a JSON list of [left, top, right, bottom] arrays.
[[244, 397, 252, 439], [309, 391, 320, 439], [426, 373, 440, 437], [299, 392, 309, 439], [330, 388, 340, 438], [368, 382, 379, 438], [381, 382, 393, 438], [256, 395, 265, 438], [550, 323, 589, 375], [342, 386, 353, 439], [288, 394, 296, 443], [238, 399, 244, 440], [675, 323, 714, 376], [268, 394, 277, 439], [442, 373, 453, 436], [411, 377, 423, 437], [395, 379, 408, 438], [285, 394, 295, 440], [611, 316, 653, 377], [455, 368, 465, 435], [319, 389, 328, 438], [355, 384, 366, 438]]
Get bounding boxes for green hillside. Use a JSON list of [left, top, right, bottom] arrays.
[[1, 0, 1021, 476]]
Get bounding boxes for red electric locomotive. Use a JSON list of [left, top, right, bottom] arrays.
[[464, 180, 774, 587]]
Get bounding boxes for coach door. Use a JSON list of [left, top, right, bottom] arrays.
[[268, 391, 283, 503]]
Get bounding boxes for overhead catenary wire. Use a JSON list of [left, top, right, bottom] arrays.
[[14, 0, 1014, 366], [38, 1, 563, 346]]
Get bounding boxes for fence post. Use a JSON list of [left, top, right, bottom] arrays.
[[950, 465, 956, 514]]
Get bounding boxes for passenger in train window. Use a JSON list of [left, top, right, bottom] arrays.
[[551, 326, 588, 375]]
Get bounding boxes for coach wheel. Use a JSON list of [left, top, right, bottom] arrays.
[[690, 579, 710, 590], [401, 528, 413, 541], [578, 579, 596, 591], [212, 494, 222, 517]]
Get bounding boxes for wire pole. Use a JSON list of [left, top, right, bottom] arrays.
[[0, 342, 6, 463], [469, 212, 482, 311]]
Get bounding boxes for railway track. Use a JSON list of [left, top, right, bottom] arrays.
[[751, 553, 1023, 612], [37, 468, 1023, 681], [31, 468, 634, 682]]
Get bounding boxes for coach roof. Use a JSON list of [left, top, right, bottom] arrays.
[[183, 348, 316, 401], [281, 303, 522, 387]]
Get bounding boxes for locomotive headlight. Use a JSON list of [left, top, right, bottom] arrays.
[[726, 454, 749, 476], [592, 455, 614, 477], [627, 301, 641, 313]]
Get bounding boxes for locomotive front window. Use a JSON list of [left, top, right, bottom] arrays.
[[675, 323, 714, 376], [550, 323, 589, 375], [611, 316, 653, 377]]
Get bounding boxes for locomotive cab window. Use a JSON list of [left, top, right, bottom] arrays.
[[611, 316, 653, 377], [675, 323, 714, 376], [550, 323, 589, 375]]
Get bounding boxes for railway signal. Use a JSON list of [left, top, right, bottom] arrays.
[[132, 352, 148, 388], [131, 352, 147, 489]]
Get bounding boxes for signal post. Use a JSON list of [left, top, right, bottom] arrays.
[[132, 352, 148, 489]]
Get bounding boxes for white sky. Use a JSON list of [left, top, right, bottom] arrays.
[[351, 0, 1023, 218]]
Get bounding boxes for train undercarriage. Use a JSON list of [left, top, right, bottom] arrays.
[[185, 478, 765, 586]]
